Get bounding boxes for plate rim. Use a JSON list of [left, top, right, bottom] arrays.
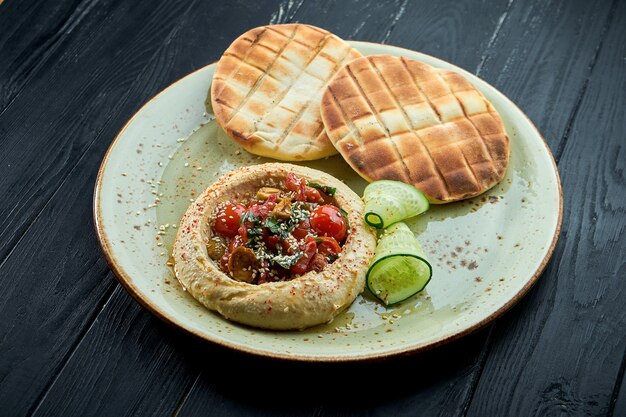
[[93, 41, 563, 362]]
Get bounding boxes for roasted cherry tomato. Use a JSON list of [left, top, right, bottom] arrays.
[[219, 253, 230, 273], [291, 219, 311, 240], [303, 186, 323, 203], [285, 173, 301, 192], [310, 205, 347, 242], [290, 240, 317, 275], [316, 236, 342, 256], [228, 235, 245, 252], [285, 173, 323, 203], [248, 203, 272, 219], [214, 204, 246, 238]]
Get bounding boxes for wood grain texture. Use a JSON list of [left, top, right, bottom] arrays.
[[475, 0, 616, 150], [0, 1, 199, 415], [612, 351, 626, 417], [465, 1, 626, 415], [0, 0, 83, 112], [30, 287, 204, 417], [0, 0, 192, 265], [176, 330, 491, 417]]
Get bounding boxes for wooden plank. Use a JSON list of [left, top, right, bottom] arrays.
[[30, 287, 206, 417], [0, 0, 83, 112], [474, 0, 617, 151], [0, 1, 200, 415], [0, 0, 192, 264], [287, 0, 512, 72], [465, 0, 626, 415], [612, 353, 626, 417], [177, 330, 491, 417]]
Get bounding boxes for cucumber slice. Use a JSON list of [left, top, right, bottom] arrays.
[[366, 222, 432, 305], [363, 180, 429, 229]]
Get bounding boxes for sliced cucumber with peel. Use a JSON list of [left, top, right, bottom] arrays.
[[363, 180, 429, 229], [366, 222, 432, 306]]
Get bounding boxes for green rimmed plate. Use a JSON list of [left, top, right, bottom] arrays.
[[94, 41, 562, 361]]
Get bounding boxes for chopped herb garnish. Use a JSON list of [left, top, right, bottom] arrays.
[[264, 216, 289, 238], [239, 211, 260, 225], [308, 182, 336, 197]]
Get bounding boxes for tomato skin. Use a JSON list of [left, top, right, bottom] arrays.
[[285, 173, 299, 192], [219, 253, 230, 272], [248, 203, 271, 219], [228, 235, 245, 253], [214, 204, 246, 238], [265, 234, 281, 251], [291, 219, 311, 240], [310, 205, 347, 242], [290, 240, 317, 275], [285, 173, 323, 203], [316, 236, 342, 256], [304, 186, 323, 203]]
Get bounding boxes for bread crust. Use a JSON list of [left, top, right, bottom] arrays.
[[321, 55, 510, 203], [211, 24, 362, 161]]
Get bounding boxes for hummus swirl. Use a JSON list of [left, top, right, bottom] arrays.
[[173, 163, 376, 330]]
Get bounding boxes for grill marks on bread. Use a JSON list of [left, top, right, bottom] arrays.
[[212, 24, 362, 161], [321, 55, 509, 203]]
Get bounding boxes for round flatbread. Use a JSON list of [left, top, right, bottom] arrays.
[[173, 163, 376, 330], [321, 55, 510, 203], [211, 24, 362, 161]]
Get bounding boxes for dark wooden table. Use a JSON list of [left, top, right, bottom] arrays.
[[1, 0, 624, 415]]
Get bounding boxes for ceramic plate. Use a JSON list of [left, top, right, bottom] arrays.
[[94, 41, 562, 361]]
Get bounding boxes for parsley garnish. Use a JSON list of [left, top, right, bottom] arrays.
[[264, 216, 289, 238], [239, 211, 260, 225], [308, 182, 336, 197]]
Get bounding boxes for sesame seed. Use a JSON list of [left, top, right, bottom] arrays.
[[157, 242, 163, 247], [158, 162, 163, 167], [135, 211, 141, 215], [121, 173, 128, 176], [184, 162, 189, 167], [392, 314, 400, 319]]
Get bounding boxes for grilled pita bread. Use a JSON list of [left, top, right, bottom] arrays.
[[211, 24, 362, 161], [320, 54, 509, 203]]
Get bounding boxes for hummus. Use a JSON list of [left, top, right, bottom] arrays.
[[173, 163, 376, 330]]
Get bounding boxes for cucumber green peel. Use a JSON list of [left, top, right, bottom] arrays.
[[366, 222, 432, 306], [363, 180, 429, 229]]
